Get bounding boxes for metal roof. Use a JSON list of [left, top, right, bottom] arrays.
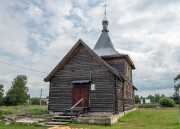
[[93, 31, 120, 56]]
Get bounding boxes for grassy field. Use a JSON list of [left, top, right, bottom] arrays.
[[0, 105, 179, 129], [0, 105, 48, 115]]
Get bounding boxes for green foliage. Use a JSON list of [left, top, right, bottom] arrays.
[[0, 109, 14, 116], [138, 104, 157, 108], [154, 93, 160, 103], [159, 97, 175, 107], [173, 74, 180, 104], [135, 95, 141, 104], [174, 74, 180, 82], [0, 97, 7, 106], [147, 95, 155, 103], [30, 98, 47, 105], [0, 84, 4, 97], [0, 84, 4, 106], [173, 84, 180, 104], [161, 94, 165, 98], [6, 75, 29, 106], [146, 94, 165, 104]]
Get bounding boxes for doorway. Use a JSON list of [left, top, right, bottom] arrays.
[[72, 84, 90, 107]]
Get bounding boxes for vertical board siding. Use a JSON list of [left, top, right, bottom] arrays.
[[49, 45, 115, 112]]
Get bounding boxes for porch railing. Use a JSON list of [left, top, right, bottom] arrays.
[[70, 98, 90, 119]]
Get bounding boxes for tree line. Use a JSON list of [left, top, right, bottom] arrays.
[[135, 73, 180, 105], [0, 75, 47, 106], [0, 73, 179, 106], [135, 93, 166, 104]]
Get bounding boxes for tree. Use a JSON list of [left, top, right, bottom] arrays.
[[173, 74, 180, 104], [6, 75, 28, 105], [154, 93, 160, 103], [147, 95, 155, 103], [0, 84, 4, 97], [135, 95, 141, 104], [174, 74, 180, 82], [0, 84, 4, 105], [161, 94, 165, 98]]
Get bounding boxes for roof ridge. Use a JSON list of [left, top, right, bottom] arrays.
[[44, 39, 120, 82]]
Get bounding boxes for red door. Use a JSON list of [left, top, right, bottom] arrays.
[[73, 85, 89, 107]]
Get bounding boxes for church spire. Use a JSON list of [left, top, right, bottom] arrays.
[[93, 5, 120, 56], [102, 4, 109, 32]]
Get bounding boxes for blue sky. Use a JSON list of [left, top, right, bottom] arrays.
[[0, 0, 180, 97]]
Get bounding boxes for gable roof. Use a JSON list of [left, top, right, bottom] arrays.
[[44, 39, 121, 82]]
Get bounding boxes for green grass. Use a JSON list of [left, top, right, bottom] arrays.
[[0, 123, 47, 129], [0, 105, 48, 115], [68, 109, 180, 129], [0, 105, 179, 129]]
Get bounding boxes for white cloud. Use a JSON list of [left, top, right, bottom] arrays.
[[26, 4, 43, 23], [0, 1, 31, 57], [0, 0, 180, 98], [44, 35, 74, 58], [46, 0, 72, 16]]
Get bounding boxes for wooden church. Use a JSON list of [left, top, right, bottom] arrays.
[[44, 11, 137, 114]]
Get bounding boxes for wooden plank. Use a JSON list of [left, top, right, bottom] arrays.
[[48, 46, 115, 112]]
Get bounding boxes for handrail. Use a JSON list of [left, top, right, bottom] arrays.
[[70, 98, 84, 110], [70, 98, 90, 120]]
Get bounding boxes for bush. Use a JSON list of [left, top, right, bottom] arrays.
[[138, 104, 157, 108], [159, 97, 175, 107], [30, 98, 47, 105]]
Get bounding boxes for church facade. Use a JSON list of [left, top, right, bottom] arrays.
[[44, 13, 137, 114]]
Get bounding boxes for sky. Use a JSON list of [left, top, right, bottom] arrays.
[[0, 0, 180, 98]]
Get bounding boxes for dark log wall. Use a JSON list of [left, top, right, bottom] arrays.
[[124, 60, 135, 110], [49, 45, 115, 112], [124, 60, 132, 82], [117, 78, 124, 112], [116, 79, 135, 112], [102, 57, 126, 75], [124, 82, 134, 110], [102, 57, 135, 112]]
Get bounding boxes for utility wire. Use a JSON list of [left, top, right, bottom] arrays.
[[0, 60, 48, 74], [134, 72, 179, 80], [0, 60, 179, 81], [135, 77, 174, 82]]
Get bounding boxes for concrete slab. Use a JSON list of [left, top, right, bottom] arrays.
[[75, 108, 136, 124], [16, 118, 44, 124]]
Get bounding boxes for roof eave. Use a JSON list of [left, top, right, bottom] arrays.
[[44, 39, 83, 82], [133, 85, 138, 90]]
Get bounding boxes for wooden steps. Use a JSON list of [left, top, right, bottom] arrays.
[[45, 121, 69, 125], [40, 107, 89, 127], [40, 114, 75, 126]]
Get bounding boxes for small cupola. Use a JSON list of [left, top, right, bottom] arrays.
[[93, 5, 119, 56], [102, 6, 109, 32]]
